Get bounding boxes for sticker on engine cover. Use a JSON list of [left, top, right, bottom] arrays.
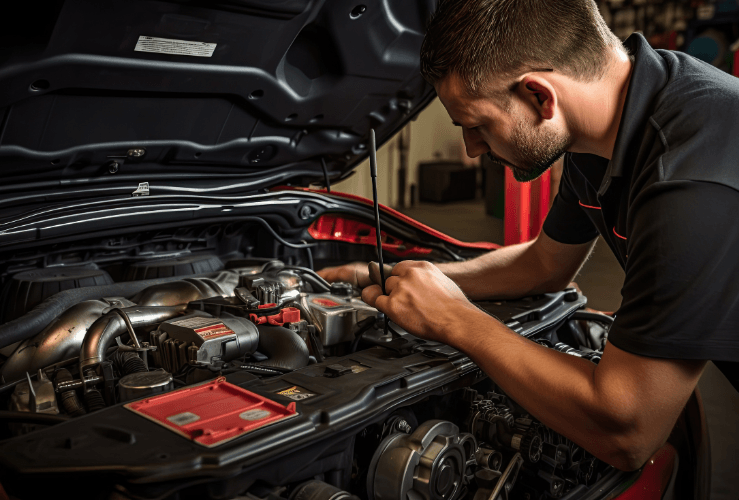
[[169, 316, 234, 340], [240, 409, 271, 421], [167, 411, 200, 426], [134, 36, 217, 57], [276, 385, 315, 401], [311, 298, 341, 308]]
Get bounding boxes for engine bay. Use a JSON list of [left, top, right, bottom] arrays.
[[0, 249, 626, 500]]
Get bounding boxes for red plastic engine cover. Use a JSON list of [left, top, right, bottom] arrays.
[[125, 377, 297, 447]]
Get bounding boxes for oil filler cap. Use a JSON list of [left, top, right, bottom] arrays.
[[329, 282, 353, 297]]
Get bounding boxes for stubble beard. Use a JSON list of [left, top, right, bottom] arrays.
[[505, 113, 572, 183]]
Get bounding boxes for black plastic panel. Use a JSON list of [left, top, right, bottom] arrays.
[[0, 290, 584, 497], [0, 0, 438, 190]]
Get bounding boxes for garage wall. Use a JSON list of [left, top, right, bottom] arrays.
[[330, 98, 464, 207]]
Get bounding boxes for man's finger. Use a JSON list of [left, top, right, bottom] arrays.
[[362, 286, 391, 316], [390, 260, 431, 277], [356, 268, 375, 289], [385, 276, 400, 293], [361, 284, 385, 308], [367, 262, 394, 288]]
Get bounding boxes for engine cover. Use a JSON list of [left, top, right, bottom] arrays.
[[154, 314, 259, 372]]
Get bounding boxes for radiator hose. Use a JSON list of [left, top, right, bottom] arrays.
[[255, 325, 309, 371], [54, 368, 86, 417]]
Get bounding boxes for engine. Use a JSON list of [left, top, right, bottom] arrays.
[[0, 256, 618, 500]]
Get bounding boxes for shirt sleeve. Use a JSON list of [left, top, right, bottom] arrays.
[[608, 180, 739, 362], [542, 157, 600, 245]]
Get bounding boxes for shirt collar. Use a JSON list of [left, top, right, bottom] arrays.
[[598, 33, 669, 196]]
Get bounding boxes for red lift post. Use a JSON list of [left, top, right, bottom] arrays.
[[504, 169, 552, 246]]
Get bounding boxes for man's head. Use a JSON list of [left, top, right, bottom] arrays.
[[421, 0, 625, 181]]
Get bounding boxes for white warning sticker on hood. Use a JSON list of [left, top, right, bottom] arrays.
[[134, 36, 216, 58]]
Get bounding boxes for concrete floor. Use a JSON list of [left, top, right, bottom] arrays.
[[398, 199, 739, 499]]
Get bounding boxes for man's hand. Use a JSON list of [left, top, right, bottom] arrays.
[[318, 262, 395, 289], [361, 261, 481, 342], [317, 262, 371, 288]]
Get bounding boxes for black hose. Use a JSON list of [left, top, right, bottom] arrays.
[[84, 389, 106, 412], [119, 352, 147, 375], [321, 157, 331, 193], [0, 411, 70, 425], [350, 317, 378, 353], [0, 273, 221, 349], [246, 217, 317, 250], [255, 325, 309, 371], [304, 246, 314, 271], [55, 369, 86, 417]]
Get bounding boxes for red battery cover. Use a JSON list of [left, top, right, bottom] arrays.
[[125, 377, 297, 448]]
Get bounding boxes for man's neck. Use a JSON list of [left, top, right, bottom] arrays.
[[563, 49, 633, 160]]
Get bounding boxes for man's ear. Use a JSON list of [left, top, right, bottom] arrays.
[[519, 76, 557, 120]]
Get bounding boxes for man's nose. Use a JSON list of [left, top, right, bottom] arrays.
[[462, 129, 488, 158]]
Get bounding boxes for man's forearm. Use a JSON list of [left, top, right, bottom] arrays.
[[436, 234, 595, 301], [437, 241, 545, 300], [448, 307, 686, 471]]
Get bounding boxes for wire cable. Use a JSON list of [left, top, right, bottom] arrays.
[[245, 217, 317, 250], [321, 158, 331, 193], [303, 244, 314, 270]]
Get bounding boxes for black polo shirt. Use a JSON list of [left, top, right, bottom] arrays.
[[542, 33, 739, 389]]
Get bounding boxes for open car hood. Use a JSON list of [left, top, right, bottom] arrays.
[[0, 0, 437, 191]]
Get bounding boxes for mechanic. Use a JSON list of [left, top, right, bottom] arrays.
[[319, 0, 739, 475]]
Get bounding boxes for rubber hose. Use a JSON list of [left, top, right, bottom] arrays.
[[255, 325, 309, 371], [120, 352, 147, 375], [55, 369, 86, 417], [0, 273, 219, 349], [84, 389, 106, 412]]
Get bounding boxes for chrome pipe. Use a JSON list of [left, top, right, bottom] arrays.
[[78, 305, 186, 373], [1, 300, 113, 382]]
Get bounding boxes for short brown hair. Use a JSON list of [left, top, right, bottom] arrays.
[[420, 0, 623, 95]]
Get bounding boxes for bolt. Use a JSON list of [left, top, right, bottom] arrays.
[[127, 148, 145, 158], [396, 420, 412, 434], [107, 161, 120, 174], [299, 205, 313, 220]]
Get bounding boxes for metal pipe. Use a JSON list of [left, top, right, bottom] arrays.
[[3, 273, 238, 381], [79, 305, 186, 373], [0, 300, 117, 382]]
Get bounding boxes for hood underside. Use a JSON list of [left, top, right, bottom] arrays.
[[0, 0, 437, 190]]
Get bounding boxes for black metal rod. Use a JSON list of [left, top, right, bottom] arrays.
[[370, 129, 390, 338], [369, 129, 387, 296]]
